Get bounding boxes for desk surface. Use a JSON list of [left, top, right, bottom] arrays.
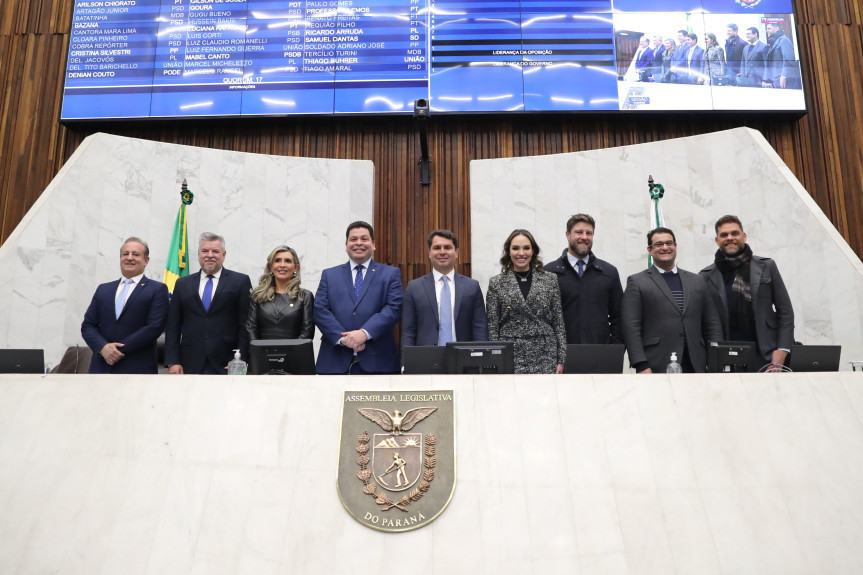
[[1, 373, 862, 574]]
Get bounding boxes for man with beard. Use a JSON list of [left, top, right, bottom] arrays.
[[545, 214, 623, 344], [165, 232, 252, 374], [724, 23, 746, 80], [700, 215, 794, 370], [762, 21, 801, 89]]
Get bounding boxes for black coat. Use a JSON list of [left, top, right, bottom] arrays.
[[545, 250, 623, 345], [165, 268, 253, 373], [246, 289, 315, 341]]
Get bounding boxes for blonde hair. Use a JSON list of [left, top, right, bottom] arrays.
[[250, 245, 303, 303]]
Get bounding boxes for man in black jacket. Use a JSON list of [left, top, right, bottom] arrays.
[[165, 232, 252, 374], [700, 215, 795, 370], [545, 214, 623, 344]]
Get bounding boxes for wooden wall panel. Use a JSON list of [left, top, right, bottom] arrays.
[[3, 0, 863, 288]]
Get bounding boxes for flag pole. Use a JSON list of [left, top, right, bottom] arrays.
[[647, 175, 665, 268], [163, 179, 194, 293]]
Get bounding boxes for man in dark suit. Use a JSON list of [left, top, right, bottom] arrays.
[[165, 232, 252, 375], [700, 215, 794, 370], [724, 23, 746, 79], [314, 221, 403, 374], [622, 227, 722, 373], [81, 237, 169, 374], [650, 35, 665, 79], [401, 229, 488, 351], [669, 29, 690, 82], [738, 26, 768, 86], [545, 214, 623, 344], [681, 33, 705, 84], [634, 36, 654, 81], [763, 22, 801, 89]]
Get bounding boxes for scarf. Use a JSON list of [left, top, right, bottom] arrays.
[[714, 244, 755, 341]]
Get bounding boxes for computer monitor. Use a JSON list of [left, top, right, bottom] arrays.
[[0, 349, 45, 374], [403, 346, 448, 375], [787, 345, 842, 372], [445, 341, 514, 374], [707, 341, 756, 373], [249, 339, 316, 375]]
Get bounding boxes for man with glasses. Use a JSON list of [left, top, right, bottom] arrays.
[[621, 227, 722, 373]]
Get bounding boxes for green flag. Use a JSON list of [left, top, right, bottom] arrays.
[[163, 181, 194, 293]]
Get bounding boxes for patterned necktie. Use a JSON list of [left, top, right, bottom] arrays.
[[576, 260, 585, 278], [353, 264, 365, 298], [202, 274, 214, 311], [438, 276, 453, 346], [115, 278, 134, 319]]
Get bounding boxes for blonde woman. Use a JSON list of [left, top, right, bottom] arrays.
[[247, 245, 314, 340]]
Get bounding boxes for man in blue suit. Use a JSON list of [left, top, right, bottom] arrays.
[[81, 237, 169, 374], [401, 229, 488, 351], [681, 33, 705, 84], [165, 232, 252, 375], [633, 36, 654, 81], [315, 221, 403, 374]]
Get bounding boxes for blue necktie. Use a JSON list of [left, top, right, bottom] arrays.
[[353, 264, 365, 298], [576, 260, 585, 278], [438, 276, 453, 346], [202, 274, 214, 311], [115, 278, 133, 319]]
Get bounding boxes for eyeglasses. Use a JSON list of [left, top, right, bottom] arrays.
[[649, 241, 677, 249]]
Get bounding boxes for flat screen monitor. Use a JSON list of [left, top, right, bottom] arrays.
[[445, 341, 514, 374], [786, 345, 842, 372], [707, 340, 755, 373], [403, 346, 447, 375], [249, 339, 316, 375], [60, 0, 805, 119], [0, 349, 45, 374], [565, 344, 625, 374]]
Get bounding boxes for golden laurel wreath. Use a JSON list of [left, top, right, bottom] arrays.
[[356, 431, 435, 512]]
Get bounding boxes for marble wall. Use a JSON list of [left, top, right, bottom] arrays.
[[471, 127, 863, 369], [0, 133, 374, 366], [1, 372, 862, 574]]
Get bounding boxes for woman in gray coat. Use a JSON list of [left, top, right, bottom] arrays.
[[486, 229, 567, 374]]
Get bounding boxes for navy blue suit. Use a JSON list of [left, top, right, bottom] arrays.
[[634, 46, 654, 78], [401, 272, 489, 349], [81, 277, 169, 374], [681, 45, 705, 83], [314, 259, 402, 374], [165, 268, 252, 374]]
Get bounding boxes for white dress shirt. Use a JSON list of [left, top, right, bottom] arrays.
[[198, 268, 223, 301]]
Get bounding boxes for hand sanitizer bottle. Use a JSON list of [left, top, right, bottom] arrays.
[[227, 349, 247, 375], [666, 352, 682, 374]]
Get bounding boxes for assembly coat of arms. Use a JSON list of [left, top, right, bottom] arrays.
[[337, 391, 455, 532]]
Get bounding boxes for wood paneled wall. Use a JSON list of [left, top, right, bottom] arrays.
[[3, 0, 863, 284]]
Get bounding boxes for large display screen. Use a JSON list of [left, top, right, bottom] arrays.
[[60, 0, 805, 119]]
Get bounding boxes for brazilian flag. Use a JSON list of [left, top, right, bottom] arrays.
[[163, 181, 194, 293]]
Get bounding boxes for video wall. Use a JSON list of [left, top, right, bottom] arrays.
[[60, 0, 805, 119]]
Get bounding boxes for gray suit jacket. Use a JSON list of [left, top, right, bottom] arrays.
[[486, 269, 566, 374], [621, 267, 723, 373], [401, 272, 488, 349], [699, 255, 794, 363]]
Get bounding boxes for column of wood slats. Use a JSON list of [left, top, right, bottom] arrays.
[[3, 0, 863, 288]]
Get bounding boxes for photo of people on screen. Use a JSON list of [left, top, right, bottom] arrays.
[[614, 14, 801, 90]]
